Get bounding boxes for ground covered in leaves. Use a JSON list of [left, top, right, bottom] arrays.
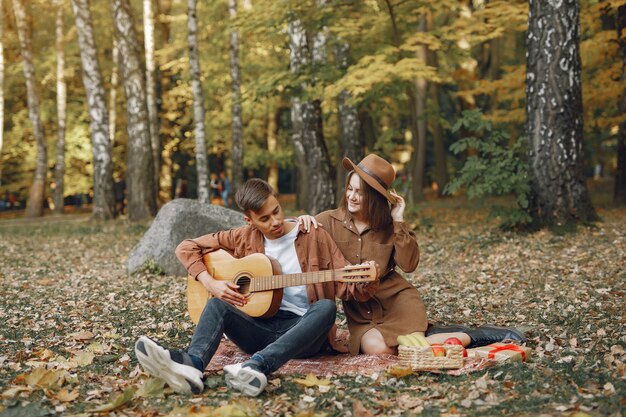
[[0, 197, 624, 417]]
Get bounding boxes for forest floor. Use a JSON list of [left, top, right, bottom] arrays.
[[0, 184, 624, 417]]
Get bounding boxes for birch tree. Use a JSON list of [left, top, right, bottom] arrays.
[[187, 0, 210, 203], [108, 40, 118, 144], [383, 0, 427, 203], [53, 0, 67, 215], [289, 14, 335, 214], [112, 0, 156, 220], [526, 0, 597, 226], [12, 0, 47, 218], [266, 99, 279, 191], [334, 42, 362, 198], [228, 0, 243, 195], [71, 0, 116, 220], [143, 0, 161, 199]]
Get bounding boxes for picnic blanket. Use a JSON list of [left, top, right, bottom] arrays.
[[204, 335, 495, 377]]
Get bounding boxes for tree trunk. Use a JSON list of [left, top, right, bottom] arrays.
[[143, 0, 161, 201], [384, 0, 426, 203], [430, 83, 448, 195], [289, 19, 309, 210], [112, 0, 156, 220], [266, 99, 279, 192], [526, 0, 597, 226], [156, 0, 173, 45], [409, 15, 428, 204], [187, 0, 210, 204], [288, 17, 335, 214], [71, 0, 116, 220], [614, 4, 626, 205], [228, 0, 243, 196], [53, 0, 66, 215], [12, 0, 47, 218], [429, 49, 448, 195], [109, 39, 119, 144], [0, 0, 4, 187], [334, 42, 363, 200]]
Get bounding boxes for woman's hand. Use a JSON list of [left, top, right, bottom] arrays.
[[297, 215, 321, 233], [389, 190, 406, 222], [197, 271, 247, 307]]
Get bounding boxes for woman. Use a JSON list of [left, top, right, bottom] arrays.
[[300, 154, 525, 355]]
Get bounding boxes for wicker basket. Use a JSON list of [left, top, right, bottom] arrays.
[[398, 345, 464, 370]]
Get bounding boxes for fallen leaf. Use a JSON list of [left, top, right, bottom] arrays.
[[34, 349, 55, 360], [135, 377, 165, 398], [387, 365, 414, 378], [167, 405, 215, 416], [24, 368, 66, 389], [52, 388, 80, 402], [603, 382, 616, 395], [86, 342, 110, 354], [90, 387, 135, 413], [293, 374, 331, 388], [213, 403, 254, 417], [352, 400, 374, 417], [75, 351, 95, 367], [1, 386, 32, 399], [70, 331, 94, 341]]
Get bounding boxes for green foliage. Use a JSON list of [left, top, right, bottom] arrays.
[[444, 109, 532, 229], [139, 259, 165, 276]]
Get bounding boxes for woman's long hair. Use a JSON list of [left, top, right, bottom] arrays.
[[341, 171, 393, 231]]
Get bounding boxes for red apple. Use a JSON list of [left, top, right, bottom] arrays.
[[431, 344, 446, 357], [443, 337, 467, 357], [443, 337, 463, 346]]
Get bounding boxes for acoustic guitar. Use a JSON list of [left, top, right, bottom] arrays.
[[186, 249, 377, 323]]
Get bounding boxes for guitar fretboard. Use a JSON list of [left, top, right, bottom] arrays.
[[250, 270, 337, 292]]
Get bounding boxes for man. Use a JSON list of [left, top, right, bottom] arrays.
[[135, 179, 378, 396]]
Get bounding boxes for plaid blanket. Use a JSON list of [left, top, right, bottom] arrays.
[[204, 337, 495, 376]]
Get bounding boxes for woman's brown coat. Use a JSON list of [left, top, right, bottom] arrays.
[[316, 208, 428, 355]]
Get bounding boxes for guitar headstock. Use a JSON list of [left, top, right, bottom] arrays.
[[336, 263, 377, 282]]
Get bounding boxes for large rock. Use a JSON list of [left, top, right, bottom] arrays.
[[127, 199, 246, 276]]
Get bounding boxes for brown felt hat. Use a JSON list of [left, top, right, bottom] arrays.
[[342, 154, 398, 204]]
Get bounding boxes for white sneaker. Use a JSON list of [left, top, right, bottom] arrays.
[[134, 336, 204, 395], [223, 363, 268, 397]]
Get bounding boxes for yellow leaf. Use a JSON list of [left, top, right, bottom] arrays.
[[25, 368, 66, 389], [1, 386, 32, 399], [70, 331, 94, 341], [387, 365, 414, 378], [292, 374, 331, 388], [74, 351, 95, 367], [34, 349, 55, 360], [135, 377, 165, 398], [86, 342, 109, 354], [53, 388, 80, 402], [90, 387, 135, 413]]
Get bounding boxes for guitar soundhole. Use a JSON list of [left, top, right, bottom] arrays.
[[235, 276, 251, 295]]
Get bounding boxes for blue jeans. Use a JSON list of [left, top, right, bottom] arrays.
[[187, 298, 336, 374]]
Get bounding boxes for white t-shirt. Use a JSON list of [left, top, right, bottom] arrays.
[[263, 222, 309, 316]]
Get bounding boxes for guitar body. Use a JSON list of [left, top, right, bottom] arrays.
[[186, 250, 283, 324]]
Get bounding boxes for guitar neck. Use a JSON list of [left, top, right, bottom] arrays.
[[250, 270, 337, 292]]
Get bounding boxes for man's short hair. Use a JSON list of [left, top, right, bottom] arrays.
[[235, 179, 275, 214]]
